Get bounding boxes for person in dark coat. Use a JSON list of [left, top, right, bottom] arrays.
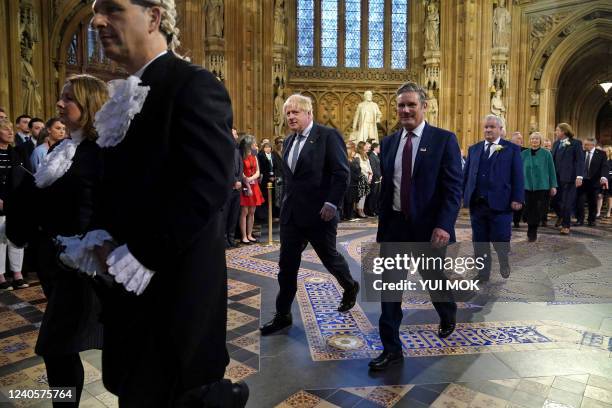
[[8, 74, 108, 407], [576, 138, 609, 226], [366, 142, 382, 216], [551, 123, 584, 235], [87, 0, 248, 406]]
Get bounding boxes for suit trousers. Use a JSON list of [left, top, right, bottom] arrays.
[[469, 202, 512, 278], [576, 179, 600, 223], [553, 182, 577, 228], [378, 211, 457, 354], [223, 189, 241, 243], [276, 217, 355, 315], [365, 181, 381, 215], [524, 190, 548, 226]]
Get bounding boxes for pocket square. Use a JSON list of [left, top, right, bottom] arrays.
[[420, 147, 427, 152]]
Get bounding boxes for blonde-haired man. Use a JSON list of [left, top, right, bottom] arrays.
[[90, 0, 247, 406], [260, 93, 360, 335]]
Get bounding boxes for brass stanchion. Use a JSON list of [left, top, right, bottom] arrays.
[[263, 182, 277, 246]]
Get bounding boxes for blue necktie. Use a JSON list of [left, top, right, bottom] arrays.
[[290, 134, 304, 172]]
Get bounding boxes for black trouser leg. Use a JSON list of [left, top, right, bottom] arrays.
[[224, 190, 240, 243], [43, 353, 84, 407], [276, 222, 307, 314]]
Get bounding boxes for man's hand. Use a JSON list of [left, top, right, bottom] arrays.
[[601, 178, 609, 190], [431, 228, 450, 249], [93, 241, 114, 274], [576, 178, 583, 188], [320, 204, 336, 222], [234, 181, 242, 190], [549, 187, 557, 197], [511, 201, 522, 211]]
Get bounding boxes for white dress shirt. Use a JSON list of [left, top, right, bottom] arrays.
[[482, 136, 501, 158], [286, 120, 314, 170], [392, 120, 426, 211]]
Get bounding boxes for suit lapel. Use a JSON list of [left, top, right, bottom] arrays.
[[385, 130, 403, 177], [471, 141, 483, 171], [412, 124, 432, 178]]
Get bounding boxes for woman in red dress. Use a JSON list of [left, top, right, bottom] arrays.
[[239, 134, 264, 244]]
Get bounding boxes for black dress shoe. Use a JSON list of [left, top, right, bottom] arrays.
[[176, 379, 249, 408], [587, 221, 596, 227], [259, 313, 292, 335], [368, 351, 403, 371], [438, 322, 456, 338], [338, 281, 359, 312]]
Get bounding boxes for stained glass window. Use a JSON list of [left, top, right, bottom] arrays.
[[67, 33, 78, 65], [345, 0, 361, 68], [391, 0, 408, 69], [321, 0, 338, 67], [297, 0, 315, 66], [368, 0, 385, 68]]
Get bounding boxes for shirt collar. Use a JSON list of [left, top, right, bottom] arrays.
[[133, 50, 168, 78], [588, 147, 596, 154], [485, 137, 501, 145], [401, 120, 426, 139], [298, 121, 314, 138]]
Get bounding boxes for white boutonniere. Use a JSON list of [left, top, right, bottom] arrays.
[[494, 145, 504, 152], [561, 139, 571, 147], [94, 76, 150, 148]]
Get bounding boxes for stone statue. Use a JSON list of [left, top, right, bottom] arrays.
[[424, 0, 440, 51], [352, 91, 382, 143], [426, 89, 439, 125], [205, 0, 224, 38], [493, 0, 511, 49], [530, 91, 540, 106], [490, 89, 506, 119], [273, 85, 285, 138], [274, 0, 286, 46], [20, 4, 42, 116]]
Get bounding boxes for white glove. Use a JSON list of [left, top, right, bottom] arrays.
[[56, 230, 114, 277], [106, 244, 155, 296]]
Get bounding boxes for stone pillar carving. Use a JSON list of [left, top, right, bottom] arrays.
[[492, 0, 511, 52], [489, 0, 511, 123], [423, 0, 440, 127], [424, 0, 440, 52], [273, 35, 288, 137], [19, 1, 42, 116], [273, 0, 286, 46], [203, 0, 225, 81]]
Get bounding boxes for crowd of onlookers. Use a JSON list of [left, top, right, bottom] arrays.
[[0, 109, 69, 291]]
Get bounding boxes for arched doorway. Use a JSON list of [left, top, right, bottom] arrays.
[[597, 101, 612, 145]]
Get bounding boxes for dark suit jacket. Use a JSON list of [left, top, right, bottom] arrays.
[[368, 151, 382, 181], [96, 52, 234, 393], [377, 123, 463, 242], [257, 150, 281, 187], [280, 122, 349, 227], [584, 149, 608, 181], [463, 139, 525, 211], [14, 140, 35, 173], [552, 138, 585, 183]]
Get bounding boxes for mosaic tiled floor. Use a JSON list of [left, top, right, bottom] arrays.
[[277, 372, 612, 408], [0, 278, 260, 407]]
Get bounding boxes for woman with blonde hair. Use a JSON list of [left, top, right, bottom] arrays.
[[8, 74, 109, 405], [551, 122, 584, 235], [521, 132, 557, 241]]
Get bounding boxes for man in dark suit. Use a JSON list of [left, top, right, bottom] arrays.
[[14, 115, 32, 146], [365, 142, 382, 216], [90, 0, 248, 406], [15, 117, 43, 173], [463, 115, 524, 280], [369, 82, 463, 371], [551, 123, 584, 234], [576, 138, 609, 226], [260, 93, 360, 335]]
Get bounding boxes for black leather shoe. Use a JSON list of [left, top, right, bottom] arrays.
[[176, 379, 249, 408], [338, 281, 360, 312], [368, 351, 403, 371], [587, 221, 596, 227], [259, 313, 292, 336], [438, 322, 456, 338], [499, 262, 510, 279]]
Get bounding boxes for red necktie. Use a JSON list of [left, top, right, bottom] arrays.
[[400, 132, 413, 218]]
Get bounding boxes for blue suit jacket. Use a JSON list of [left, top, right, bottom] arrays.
[[376, 123, 463, 243], [463, 139, 525, 211], [280, 122, 349, 227], [551, 138, 584, 184]]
